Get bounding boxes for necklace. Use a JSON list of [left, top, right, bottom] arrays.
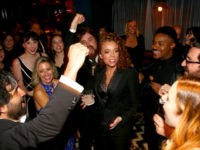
[[41, 82, 54, 96]]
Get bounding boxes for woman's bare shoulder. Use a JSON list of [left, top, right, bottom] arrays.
[[34, 84, 45, 93], [33, 84, 48, 99]]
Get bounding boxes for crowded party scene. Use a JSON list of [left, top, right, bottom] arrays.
[[0, 0, 200, 150]]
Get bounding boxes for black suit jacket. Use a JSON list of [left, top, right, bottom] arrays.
[[77, 58, 97, 90], [140, 57, 183, 119], [94, 68, 140, 133], [0, 82, 81, 150]]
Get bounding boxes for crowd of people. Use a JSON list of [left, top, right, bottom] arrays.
[[0, 11, 200, 150]]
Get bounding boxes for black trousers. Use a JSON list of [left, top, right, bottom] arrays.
[[94, 123, 133, 150], [79, 107, 98, 150]]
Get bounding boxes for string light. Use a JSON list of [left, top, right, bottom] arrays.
[[158, 6, 163, 12]]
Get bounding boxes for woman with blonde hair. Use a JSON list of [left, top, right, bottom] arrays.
[[121, 20, 145, 69], [32, 56, 59, 112], [160, 75, 200, 150]]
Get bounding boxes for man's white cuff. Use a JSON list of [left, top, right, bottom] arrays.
[[69, 28, 76, 33], [59, 75, 84, 93]]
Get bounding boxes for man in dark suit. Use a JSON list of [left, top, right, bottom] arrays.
[[75, 26, 98, 89], [64, 14, 98, 87], [140, 26, 183, 150], [64, 14, 99, 149], [0, 43, 89, 150], [74, 26, 100, 150]]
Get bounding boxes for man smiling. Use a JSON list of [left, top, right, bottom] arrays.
[[0, 43, 88, 150], [181, 43, 200, 76], [140, 26, 183, 150], [154, 41, 200, 138]]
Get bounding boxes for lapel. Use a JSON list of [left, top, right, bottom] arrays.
[[94, 68, 125, 107], [95, 68, 123, 97], [107, 69, 123, 95], [83, 58, 96, 74]]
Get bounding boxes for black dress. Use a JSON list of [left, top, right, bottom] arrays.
[[121, 35, 145, 70], [18, 58, 37, 120]]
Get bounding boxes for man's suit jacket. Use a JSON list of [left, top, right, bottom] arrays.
[[0, 82, 81, 150], [77, 58, 96, 90]]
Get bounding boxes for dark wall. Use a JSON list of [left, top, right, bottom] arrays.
[[90, 0, 113, 31], [0, 0, 113, 32], [74, 0, 113, 32]]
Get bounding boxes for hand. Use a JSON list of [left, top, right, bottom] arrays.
[[149, 81, 161, 95], [153, 114, 174, 137], [159, 84, 171, 96], [64, 43, 89, 80], [76, 13, 85, 24], [81, 94, 95, 109], [153, 114, 166, 136], [109, 116, 122, 130], [70, 13, 85, 31]]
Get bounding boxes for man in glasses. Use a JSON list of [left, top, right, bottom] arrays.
[[181, 42, 200, 76], [0, 43, 88, 150], [154, 41, 200, 138]]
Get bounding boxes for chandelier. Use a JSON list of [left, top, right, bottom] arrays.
[[152, 0, 169, 12]]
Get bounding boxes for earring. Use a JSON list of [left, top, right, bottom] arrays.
[[99, 54, 102, 59]]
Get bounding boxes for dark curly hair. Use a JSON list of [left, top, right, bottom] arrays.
[[75, 26, 98, 42], [98, 32, 132, 69], [0, 70, 17, 106], [155, 26, 178, 43]]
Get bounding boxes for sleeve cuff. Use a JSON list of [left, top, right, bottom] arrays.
[[69, 28, 76, 33], [59, 75, 84, 93]]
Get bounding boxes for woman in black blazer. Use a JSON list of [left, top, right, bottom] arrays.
[[93, 33, 140, 150]]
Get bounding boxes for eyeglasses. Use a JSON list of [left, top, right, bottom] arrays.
[[182, 55, 200, 64]]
